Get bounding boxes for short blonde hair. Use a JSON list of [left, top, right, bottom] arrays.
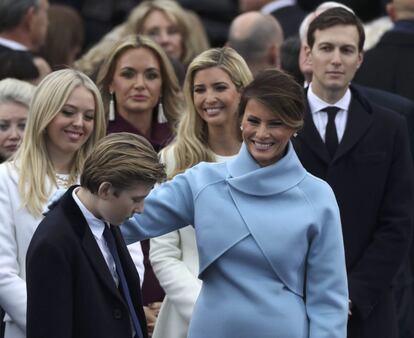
[[96, 34, 183, 132], [81, 132, 166, 193], [0, 78, 35, 107], [15, 69, 106, 216], [168, 47, 253, 177]]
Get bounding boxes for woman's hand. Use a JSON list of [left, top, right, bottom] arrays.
[[144, 302, 162, 335]]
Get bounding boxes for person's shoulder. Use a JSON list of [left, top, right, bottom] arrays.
[[190, 160, 227, 177], [299, 172, 337, 208], [38, 190, 78, 235], [352, 85, 406, 122], [182, 161, 227, 191], [0, 161, 19, 185]]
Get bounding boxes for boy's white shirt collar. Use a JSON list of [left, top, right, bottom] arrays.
[[72, 187, 107, 239]]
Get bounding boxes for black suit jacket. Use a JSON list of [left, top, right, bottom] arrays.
[[270, 5, 306, 38], [292, 86, 414, 338], [0, 44, 39, 81], [26, 186, 148, 338], [355, 28, 414, 101], [353, 83, 414, 163]]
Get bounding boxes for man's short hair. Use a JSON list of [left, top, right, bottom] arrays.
[[81, 133, 166, 194], [228, 14, 283, 64], [0, 0, 39, 32], [307, 7, 365, 51]]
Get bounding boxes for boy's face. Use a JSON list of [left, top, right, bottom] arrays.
[[100, 182, 153, 225]]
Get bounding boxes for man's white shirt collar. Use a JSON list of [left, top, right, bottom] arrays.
[[308, 83, 351, 114], [262, 0, 297, 14], [0, 37, 28, 51]]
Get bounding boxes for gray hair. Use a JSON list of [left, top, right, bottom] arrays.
[[228, 14, 283, 64], [0, 0, 39, 32], [0, 78, 35, 107]]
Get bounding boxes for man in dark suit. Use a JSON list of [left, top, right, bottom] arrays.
[[292, 8, 414, 338], [0, 0, 50, 82], [239, 0, 306, 38], [354, 0, 414, 101], [26, 133, 166, 338]]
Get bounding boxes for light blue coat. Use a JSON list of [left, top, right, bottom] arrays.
[[123, 143, 348, 338]]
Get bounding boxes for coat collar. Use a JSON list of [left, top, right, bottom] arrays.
[[226, 142, 307, 196], [297, 85, 374, 164]]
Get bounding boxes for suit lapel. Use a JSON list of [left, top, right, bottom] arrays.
[[81, 230, 125, 302], [297, 102, 331, 164], [334, 93, 373, 161], [60, 188, 125, 304], [297, 88, 373, 163]]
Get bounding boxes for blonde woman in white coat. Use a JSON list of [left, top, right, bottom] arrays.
[[0, 69, 106, 338], [150, 47, 252, 338]]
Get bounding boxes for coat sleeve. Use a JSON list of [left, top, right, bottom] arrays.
[[26, 240, 73, 338], [348, 116, 414, 318], [150, 229, 201, 324], [0, 166, 27, 331], [305, 186, 349, 338], [122, 173, 195, 244]]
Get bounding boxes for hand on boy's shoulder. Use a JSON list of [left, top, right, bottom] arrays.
[[42, 188, 67, 216]]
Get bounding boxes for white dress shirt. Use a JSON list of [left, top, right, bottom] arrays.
[[72, 188, 119, 285], [307, 83, 351, 143]]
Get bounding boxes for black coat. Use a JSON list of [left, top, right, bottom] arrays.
[[355, 29, 414, 102], [292, 86, 414, 338], [270, 5, 306, 38], [26, 186, 148, 338], [0, 44, 39, 81]]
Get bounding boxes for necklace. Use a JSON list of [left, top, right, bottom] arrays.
[[55, 173, 70, 188]]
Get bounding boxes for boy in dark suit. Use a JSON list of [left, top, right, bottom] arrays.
[[26, 132, 166, 338]]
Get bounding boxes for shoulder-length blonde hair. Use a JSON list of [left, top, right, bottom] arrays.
[[96, 34, 183, 132], [167, 47, 253, 178], [125, 0, 208, 65], [14, 69, 106, 216]]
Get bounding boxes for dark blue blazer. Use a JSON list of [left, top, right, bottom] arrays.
[[26, 186, 148, 338]]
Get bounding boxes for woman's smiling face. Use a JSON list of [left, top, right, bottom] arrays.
[[241, 98, 294, 167]]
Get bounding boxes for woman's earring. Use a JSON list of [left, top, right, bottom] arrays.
[[240, 125, 243, 131], [109, 92, 115, 121], [157, 97, 168, 123]]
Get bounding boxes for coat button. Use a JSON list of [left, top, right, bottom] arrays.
[[113, 308, 122, 319]]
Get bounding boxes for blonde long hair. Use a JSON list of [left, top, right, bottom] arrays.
[[125, 0, 209, 65], [96, 34, 183, 132], [167, 47, 253, 178], [15, 69, 106, 216]]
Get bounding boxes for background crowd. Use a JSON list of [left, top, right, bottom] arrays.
[[0, 0, 414, 338]]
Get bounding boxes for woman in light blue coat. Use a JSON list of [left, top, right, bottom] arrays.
[[123, 68, 348, 338]]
